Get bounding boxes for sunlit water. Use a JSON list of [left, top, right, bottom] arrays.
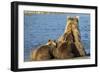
[[24, 13, 90, 61]]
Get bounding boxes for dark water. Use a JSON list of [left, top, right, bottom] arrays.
[[24, 13, 90, 61]]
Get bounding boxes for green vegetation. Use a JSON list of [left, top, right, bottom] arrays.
[[24, 11, 65, 15]]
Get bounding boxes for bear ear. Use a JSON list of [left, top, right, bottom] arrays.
[[48, 39, 51, 42], [74, 16, 79, 19], [67, 16, 71, 19]]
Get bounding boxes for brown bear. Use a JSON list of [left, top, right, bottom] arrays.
[[71, 16, 86, 56], [57, 16, 86, 57], [52, 41, 74, 59], [30, 39, 57, 61], [30, 16, 86, 61]]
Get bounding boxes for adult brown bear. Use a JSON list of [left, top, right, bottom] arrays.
[[52, 41, 74, 59], [30, 16, 86, 61], [57, 16, 86, 57]]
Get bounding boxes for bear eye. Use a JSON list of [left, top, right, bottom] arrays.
[[74, 18, 78, 22], [68, 17, 74, 21]]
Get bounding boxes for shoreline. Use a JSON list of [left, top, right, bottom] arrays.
[[25, 56, 90, 62]]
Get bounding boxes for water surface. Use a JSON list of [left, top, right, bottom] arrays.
[[24, 13, 90, 61]]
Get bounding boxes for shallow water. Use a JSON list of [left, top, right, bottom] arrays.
[[24, 13, 90, 61]]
